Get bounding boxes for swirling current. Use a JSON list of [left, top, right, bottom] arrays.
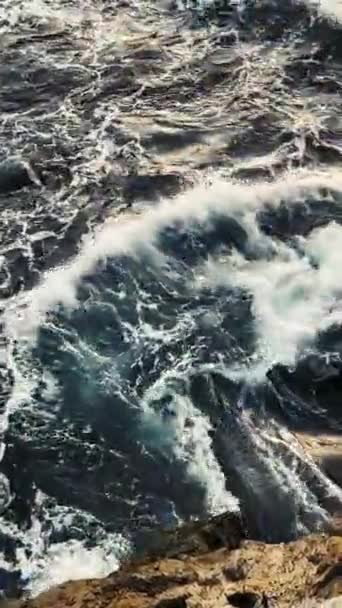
[[1, 0, 342, 599]]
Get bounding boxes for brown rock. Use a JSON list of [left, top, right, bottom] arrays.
[[314, 562, 342, 599], [135, 510, 245, 562], [295, 432, 342, 532], [295, 433, 342, 489], [6, 517, 342, 608]]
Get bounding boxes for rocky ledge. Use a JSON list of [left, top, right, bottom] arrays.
[[7, 511, 342, 608], [296, 434, 342, 492]]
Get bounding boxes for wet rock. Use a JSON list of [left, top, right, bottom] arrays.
[[0, 161, 33, 194], [231, 166, 274, 181], [310, 18, 342, 62], [10, 534, 342, 608], [142, 510, 245, 561], [296, 433, 342, 490], [102, 574, 194, 597], [322, 455, 342, 490], [0, 568, 23, 600], [142, 129, 203, 154], [266, 354, 342, 431], [123, 174, 184, 203], [314, 563, 342, 599]]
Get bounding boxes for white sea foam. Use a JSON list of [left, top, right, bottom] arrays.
[[315, 0, 342, 21], [6, 170, 342, 342], [194, 212, 342, 373], [22, 538, 123, 598], [0, 492, 130, 598], [141, 369, 240, 515]]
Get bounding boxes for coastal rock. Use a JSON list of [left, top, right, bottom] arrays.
[[123, 174, 184, 204], [0, 161, 34, 194], [8, 514, 342, 608], [296, 434, 342, 490], [136, 511, 245, 561]]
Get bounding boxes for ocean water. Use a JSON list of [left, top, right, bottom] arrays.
[[0, 0, 342, 599]]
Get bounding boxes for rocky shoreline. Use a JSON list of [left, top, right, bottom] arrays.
[[296, 434, 342, 494], [7, 519, 341, 608], [2, 433, 341, 608], [295, 433, 342, 536]]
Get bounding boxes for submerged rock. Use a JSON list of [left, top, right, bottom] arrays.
[[123, 174, 184, 203], [0, 161, 34, 194]]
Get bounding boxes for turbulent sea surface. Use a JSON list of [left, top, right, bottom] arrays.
[[1, 0, 342, 598]]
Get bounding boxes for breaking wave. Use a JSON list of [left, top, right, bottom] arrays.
[[1, 0, 342, 599]]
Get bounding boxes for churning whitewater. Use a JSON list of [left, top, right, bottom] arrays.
[[1, 0, 342, 599]]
